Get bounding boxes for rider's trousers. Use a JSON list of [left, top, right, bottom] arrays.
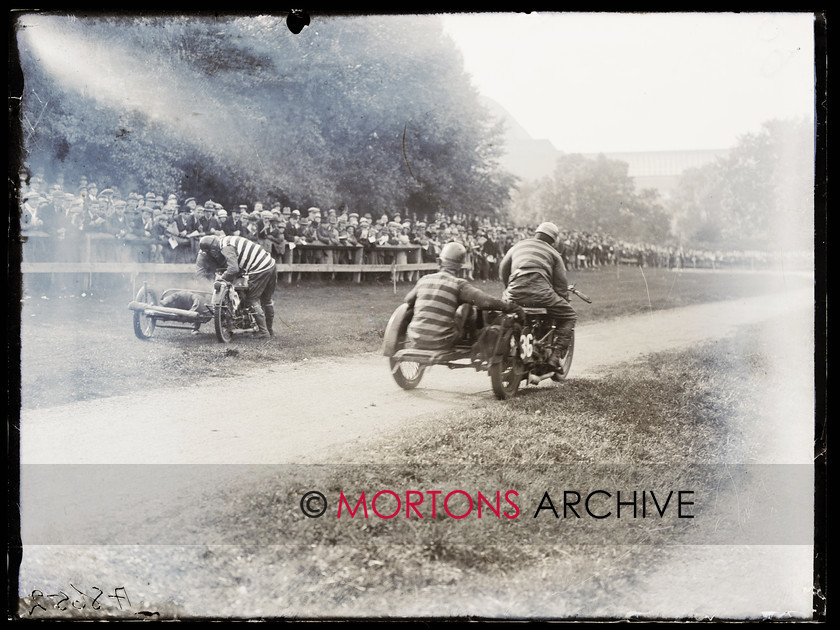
[[245, 268, 278, 335], [503, 272, 577, 350]]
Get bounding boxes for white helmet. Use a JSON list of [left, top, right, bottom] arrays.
[[439, 242, 467, 265], [535, 222, 560, 241]]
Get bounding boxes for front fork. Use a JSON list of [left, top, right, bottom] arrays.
[[214, 284, 258, 331]]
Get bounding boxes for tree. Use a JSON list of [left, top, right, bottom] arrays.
[[509, 152, 671, 242], [14, 13, 515, 218], [671, 117, 813, 250]]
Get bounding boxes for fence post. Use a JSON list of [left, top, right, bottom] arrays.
[[353, 246, 363, 283], [284, 245, 294, 285], [411, 246, 421, 282], [395, 247, 408, 282]]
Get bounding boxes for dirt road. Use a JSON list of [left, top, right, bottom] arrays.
[[20, 286, 814, 466]]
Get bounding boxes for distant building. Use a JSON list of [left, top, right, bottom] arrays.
[[585, 149, 731, 199], [485, 96, 730, 199], [482, 96, 560, 182], [502, 137, 560, 182]]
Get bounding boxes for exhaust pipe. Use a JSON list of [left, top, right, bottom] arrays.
[[528, 371, 555, 385]]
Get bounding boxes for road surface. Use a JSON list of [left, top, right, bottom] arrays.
[[20, 286, 814, 465]]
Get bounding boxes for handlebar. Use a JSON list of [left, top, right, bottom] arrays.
[[568, 284, 592, 303], [214, 272, 250, 285], [495, 284, 591, 324]]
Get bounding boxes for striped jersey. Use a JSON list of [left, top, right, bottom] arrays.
[[405, 271, 465, 350], [499, 238, 567, 294], [219, 235, 276, 278], [404, 270, 511, 350]]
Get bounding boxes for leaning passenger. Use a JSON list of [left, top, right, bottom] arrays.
[[403, 242, 524, 351], [160, 290, 209, 335]]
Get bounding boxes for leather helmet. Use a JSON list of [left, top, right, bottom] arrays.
[[199, 235, 220, 252], [439, 241, 467, 265]]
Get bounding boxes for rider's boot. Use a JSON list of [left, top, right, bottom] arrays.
[[264, 303, 275, 337], [529, 371, 554, 385], [549, 326, 574, 367], [253, 312, 271, 339]]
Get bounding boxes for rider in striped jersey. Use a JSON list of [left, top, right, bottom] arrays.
[[197, 234, 277, 338], [499, 222, 577, 367]]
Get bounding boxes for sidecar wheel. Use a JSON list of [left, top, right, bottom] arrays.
[[133, 286, 158, 340], [390, 358, 425, 390], [490, 331, 522, 400]]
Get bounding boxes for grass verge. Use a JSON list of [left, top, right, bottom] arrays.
[[171, 317, 799, 618]]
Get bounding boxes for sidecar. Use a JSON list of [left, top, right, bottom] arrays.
[[128, 283, 214, 340], [382, 303, 524, 398]]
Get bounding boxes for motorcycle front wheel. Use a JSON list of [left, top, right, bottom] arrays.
[[214, 288, 235, 343], [490, 331, 523, 400]]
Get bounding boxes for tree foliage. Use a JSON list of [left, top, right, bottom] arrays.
[[509, 153, 672, 242], [14, 13, 514, 218], [671, 117, 814, 250]]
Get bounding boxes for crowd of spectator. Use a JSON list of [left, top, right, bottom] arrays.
[[19, 171, 785, 282]]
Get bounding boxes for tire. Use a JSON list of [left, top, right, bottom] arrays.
[[390, 357, 425, 390], [133, 286, 158, 340], [553, 331, 575, 381], [214, 287, 235, 343], [382, 303, 412, 357], [490, 331, 523, 400]]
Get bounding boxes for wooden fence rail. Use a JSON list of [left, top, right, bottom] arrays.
[[19, 260, 444, 280], [19, 231, 444, 284]]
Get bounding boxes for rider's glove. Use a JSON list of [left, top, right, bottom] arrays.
[[505, 302, 526, 321]]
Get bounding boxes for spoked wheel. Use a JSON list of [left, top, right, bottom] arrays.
[[390, 357, 425, 390], [490, 331, 523, 400], [552, 331, 575, 381], [133, 286, 158, 340], [214, 288, 235, 343]]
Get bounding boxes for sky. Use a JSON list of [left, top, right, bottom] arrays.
[[441, 11, 817, 153]]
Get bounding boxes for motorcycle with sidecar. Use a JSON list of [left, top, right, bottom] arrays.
[[128, 272, 259, 343], [382, 284, 591, 399]]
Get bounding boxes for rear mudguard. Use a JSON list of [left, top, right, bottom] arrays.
[[484, 317, 521, 365], [382, 303, 412, 357]]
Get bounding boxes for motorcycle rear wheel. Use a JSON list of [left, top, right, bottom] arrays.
[[390, 358, 425, 390], [552, 331, 575, 380], [490, 332, 522, 399]]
